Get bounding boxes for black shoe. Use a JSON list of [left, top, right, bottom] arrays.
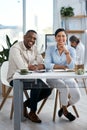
[[23, 104, 28, 118], [28, 111, 42, 123], [58, 108, 63, 117], [64, 112, 76, 121]]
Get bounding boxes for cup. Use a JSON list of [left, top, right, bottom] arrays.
[[75, 64, 84, 75], [20, 69, 29, 75]]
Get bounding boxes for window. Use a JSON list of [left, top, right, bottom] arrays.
[[0, 0, 22, 51], [0, 0, 53, 54], [26, 0, 53, 53]]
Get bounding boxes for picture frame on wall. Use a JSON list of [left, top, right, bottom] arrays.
[[45, 34, 56, 50]]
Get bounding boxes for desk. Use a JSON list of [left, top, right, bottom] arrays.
[[13, 71, 87, 130]]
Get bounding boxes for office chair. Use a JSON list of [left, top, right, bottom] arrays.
[[0, 61, 29, 119]]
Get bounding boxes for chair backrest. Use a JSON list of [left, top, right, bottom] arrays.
[[1, 61, 11, 87]]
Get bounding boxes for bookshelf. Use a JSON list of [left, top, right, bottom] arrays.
[[61, 15, 87, 43]]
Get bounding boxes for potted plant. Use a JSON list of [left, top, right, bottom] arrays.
[[60, 6, 74, 17], [0, 35, 18, 66], [60, 6, 74, 29]]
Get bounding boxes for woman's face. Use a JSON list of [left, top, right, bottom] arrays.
[[55, 31, 67, 46]]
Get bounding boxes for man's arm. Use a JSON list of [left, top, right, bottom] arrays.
[[10, 47, 27, 69]]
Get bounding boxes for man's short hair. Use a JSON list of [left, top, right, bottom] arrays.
[[25, 30, 37, 35], [69, 35, 80, 44]]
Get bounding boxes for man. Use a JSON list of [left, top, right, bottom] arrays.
[[7, 30, 51, 123], [69, 35, 85, 65]]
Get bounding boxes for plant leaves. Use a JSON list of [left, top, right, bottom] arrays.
[[60, 6, 74, 17], [0, 35, 18, 65], [6, 35, 12, 48]]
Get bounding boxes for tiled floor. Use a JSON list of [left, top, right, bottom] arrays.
[[0, 87, 87, 130]]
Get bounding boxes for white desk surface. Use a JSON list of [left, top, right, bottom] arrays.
[[13, 70, 87, 80]]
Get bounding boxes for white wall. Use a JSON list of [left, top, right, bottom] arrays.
[[58, 0, 85, 15], [53, 0, 86, 31]]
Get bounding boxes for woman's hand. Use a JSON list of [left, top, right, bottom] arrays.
[[53, 64, 68, 70], [63, 45, 70, 54]]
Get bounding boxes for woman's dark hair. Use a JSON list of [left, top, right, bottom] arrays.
[[54, 28, 67, 37], [69, 35, 80, 44]]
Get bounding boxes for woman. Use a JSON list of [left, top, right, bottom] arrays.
[[44, 28, 81, 122]]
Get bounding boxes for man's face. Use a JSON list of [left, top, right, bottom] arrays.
[[24, 32, 37, 49], [70, 41, 77, 49]]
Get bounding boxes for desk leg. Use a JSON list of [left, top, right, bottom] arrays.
[[13, 79, 23, 130], [20, 80, 24, 121]]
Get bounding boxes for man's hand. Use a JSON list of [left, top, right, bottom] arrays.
[[28, 64, 45, 70], [37, 64, 45, 70], [28, 65, 37, 71]]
